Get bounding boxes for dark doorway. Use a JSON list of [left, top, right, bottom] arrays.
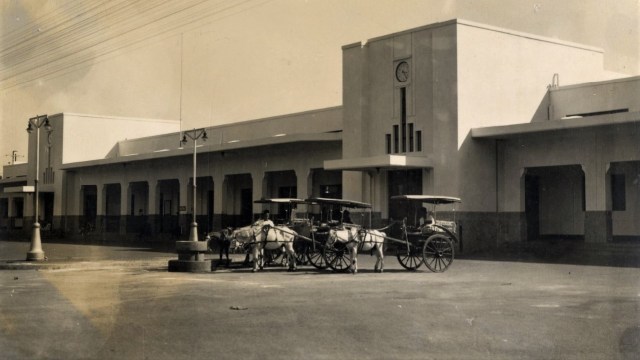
[[42, 192, 54, 226], [13, 197, 24, 229], [525, 174, 540, 241], [388, 169, 423, 221], [82, 186, 97, 227], [207, 190, 214, 233], [240, 188, 253, 225]]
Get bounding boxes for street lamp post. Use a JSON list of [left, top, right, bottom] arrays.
[[168, 128, 211, 272], [26, 115, 52, 261], [180, 128, 208, 241]]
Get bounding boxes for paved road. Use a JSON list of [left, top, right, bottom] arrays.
[[0, 239, 639, 359]]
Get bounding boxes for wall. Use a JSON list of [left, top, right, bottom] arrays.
[[550, 76, 640, 119], [117, 106, 342, 156], [1, 163, 27, 179], [610, 161, 640, 237], [61, 140, 341, 237], [340, 21, 460, 207], [457, 20, 619, 148], [496, 118, 640, 242]]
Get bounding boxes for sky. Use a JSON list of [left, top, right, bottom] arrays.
[[0, 0, 638, 167]]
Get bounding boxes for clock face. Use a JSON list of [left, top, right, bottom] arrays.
[[396, 61, 409, 82]]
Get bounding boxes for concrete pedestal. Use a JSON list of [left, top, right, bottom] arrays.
[[168, 240, 211, 272]]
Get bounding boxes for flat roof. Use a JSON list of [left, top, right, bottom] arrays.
[[60, 132, 341, 170], [343, 19, 602, 54], [471, 111, 640, 139]]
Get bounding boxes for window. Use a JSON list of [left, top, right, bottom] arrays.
[[393, 125, 399, 153], [320, 185, 342, 199], [408, 123, 414, 152], [401, 87, 407, 153], [416, 131, 422, 152], [385, 134, 391, 154], [611, 174, 626, 211]]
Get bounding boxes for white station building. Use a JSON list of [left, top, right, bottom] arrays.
[[1, 19, 639, 252]]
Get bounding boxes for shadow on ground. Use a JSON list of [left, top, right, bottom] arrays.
[[458, 239, 640, 268]]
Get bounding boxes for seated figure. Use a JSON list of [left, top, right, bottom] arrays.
[[254, 209, 275, 228]]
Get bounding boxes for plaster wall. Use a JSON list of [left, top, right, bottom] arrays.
[[118, 107, 342, 156], [341, 21, 459, 202], [498, 121, 640, 237], [550, 77, 640, 119], [1, 163, 27, 179], [63, 141, 340, 218], [610, 161, 640, 237], [457, 22, 615, 148]]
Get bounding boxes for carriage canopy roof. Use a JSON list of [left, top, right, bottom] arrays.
[[305, 197, 372, 209], [390, 195, 462, 205], [254, 198, 311, 204]]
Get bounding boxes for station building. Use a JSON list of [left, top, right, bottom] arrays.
[[1, 19, 639, 252]]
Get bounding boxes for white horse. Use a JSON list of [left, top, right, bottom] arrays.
[[326, 227, 385, 273], [231, 223, 298, 272]]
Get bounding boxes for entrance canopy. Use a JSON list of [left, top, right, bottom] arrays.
[[471, 111, 640, 139], [4, 186, 34, 193], [324, 154, 432, 171]]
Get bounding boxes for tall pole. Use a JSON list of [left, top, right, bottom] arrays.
[[190, 137, 198, 241], [180, 128, 207, 242], [26, 115, 51, 261]]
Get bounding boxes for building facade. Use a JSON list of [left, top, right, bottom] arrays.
[[1, 20, 638, 251]]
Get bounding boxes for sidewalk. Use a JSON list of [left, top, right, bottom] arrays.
[[0, 239, 178, 270]]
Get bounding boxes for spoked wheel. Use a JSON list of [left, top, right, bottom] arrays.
[[422, 234, 454, 272], [307, 247, 328, 269], [293, 243, 308, 265], [323, 242, 351, 272], [396, 245, 423, 271]]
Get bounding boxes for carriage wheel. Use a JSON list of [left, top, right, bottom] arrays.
[[422, 234, 454, 273], [306, 248, 328, 269], [323, 243, 351, 272], [294, 242, 308, 266], [396, 245, 423, 271]]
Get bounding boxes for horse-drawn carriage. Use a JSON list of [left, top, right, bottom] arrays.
[[253, 198, 315, 268], [304, 197, 385, 273], [209, 195, 461, 274], [387, 195, 461, 273]]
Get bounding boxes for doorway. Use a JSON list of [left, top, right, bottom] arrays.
[[388, 169, 423, 222]]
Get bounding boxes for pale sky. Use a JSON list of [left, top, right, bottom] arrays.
[[0, 0, 638, 167]]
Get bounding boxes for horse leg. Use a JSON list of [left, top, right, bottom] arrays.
[[280, 246, 288, 267], [375, 244, 384, 273], [284, 243, 297, 272], [350, 247, 357, 274], [259, 247, 265, 270], [252, 246, 260, 272]]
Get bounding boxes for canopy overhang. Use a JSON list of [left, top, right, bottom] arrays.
[[471, 111, 640, 139], [324, 155, 432, 171], [4, 186, 35, 193]]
